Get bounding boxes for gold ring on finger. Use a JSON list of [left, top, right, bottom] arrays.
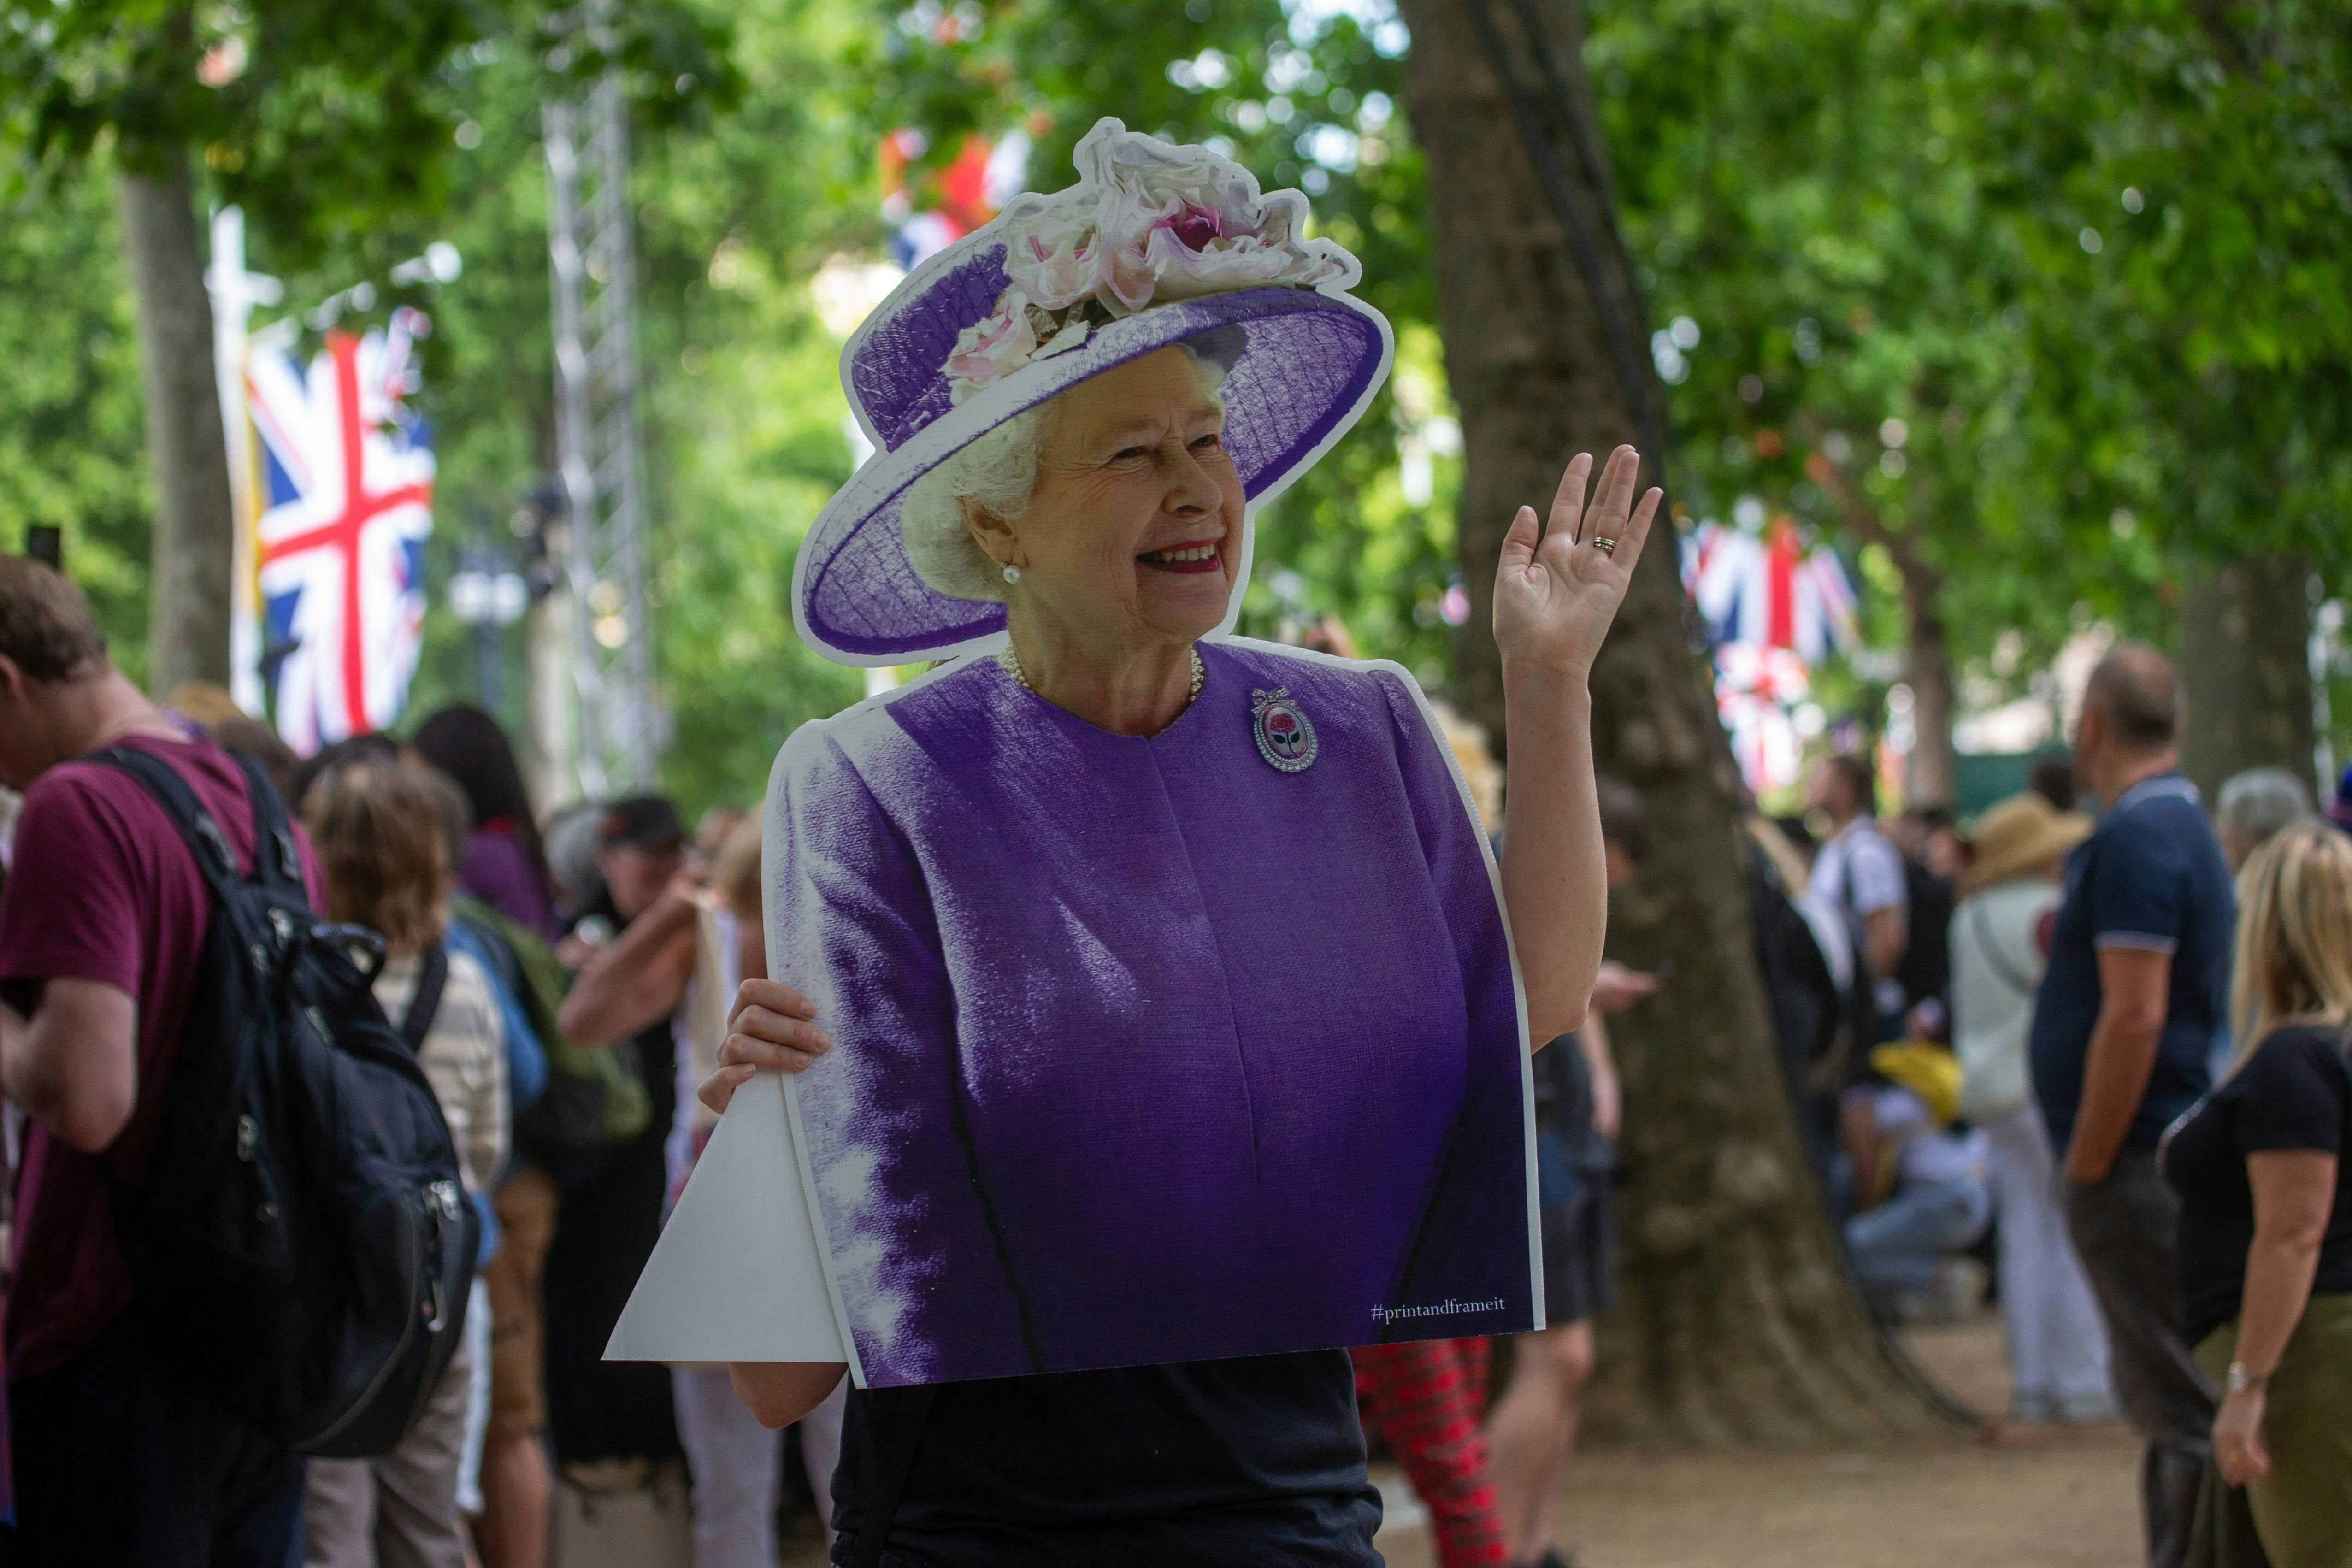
[[1594, 537, 1618, 555]]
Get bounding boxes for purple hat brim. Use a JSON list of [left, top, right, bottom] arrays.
[[794, 269, 1394, 666]]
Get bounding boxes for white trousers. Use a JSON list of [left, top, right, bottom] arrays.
[[672, 1366, 781, 1568], [1983, 1103, 2112, 1409], [455, 1277, 492, 1515], [670, 1367, 849, 1562]]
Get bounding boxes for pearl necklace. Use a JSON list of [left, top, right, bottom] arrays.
[[999, 644, 1205, 705]]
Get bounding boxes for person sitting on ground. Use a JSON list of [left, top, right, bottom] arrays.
[[1486, 778, 1654, 1568], [2214, 766, 2314, 876], [1952, 793, 2112, 1424], [1839, 1047, 1993, 1318], [301, 758, 509, 1568], [2165, 821, 2352, 1568]]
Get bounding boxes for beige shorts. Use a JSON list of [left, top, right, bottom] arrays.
[[484, 1163, 559, 1444]]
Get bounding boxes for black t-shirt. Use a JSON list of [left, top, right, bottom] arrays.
[[2164, 1023, 2352, 1343], [828, 1351, 1382, 1567], [1897, 863, 1953, 1023], [543, 1018, 682, 1464]]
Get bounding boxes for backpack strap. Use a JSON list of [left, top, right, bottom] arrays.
[[90, 745, 246, 904], [849, 1383, 938, 1568], [401, 943, 451, 1053], [225, 749, 304, 892]]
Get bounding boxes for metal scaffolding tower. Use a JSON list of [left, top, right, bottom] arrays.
[[543, 65, 660, 802]]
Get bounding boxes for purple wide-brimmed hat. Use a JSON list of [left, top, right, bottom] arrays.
[[792, 118, 1395, 665]]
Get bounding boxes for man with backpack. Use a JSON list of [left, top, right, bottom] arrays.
[[1807, 753, 1910, 1042], [1, 556, 476, 1564], [0, 556, 327, 1563]]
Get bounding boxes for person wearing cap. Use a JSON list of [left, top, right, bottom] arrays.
[[1954, 793, 2114, 1425], [540, 796, 697, 1491], [667, 120, 1659, 1563]]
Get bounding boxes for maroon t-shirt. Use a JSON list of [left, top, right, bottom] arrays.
[[0, 731, 324, 1381]]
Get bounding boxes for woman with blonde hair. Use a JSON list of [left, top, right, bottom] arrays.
[[302, 758, 509, 1568], [2163, 820, 2352, 1565]]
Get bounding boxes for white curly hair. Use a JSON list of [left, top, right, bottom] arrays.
[[900, 337, 1237, 603]]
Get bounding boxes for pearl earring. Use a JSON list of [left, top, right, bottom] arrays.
[[1002, 563, 1021, 584]]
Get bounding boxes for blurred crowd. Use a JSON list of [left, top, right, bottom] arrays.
[[4, 550, 2348, 1568], [1739, 646, 2352, 1568]]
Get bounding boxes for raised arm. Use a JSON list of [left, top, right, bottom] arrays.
[[554, 880, 700, 1045], [1492, 446, 1661, 1043]]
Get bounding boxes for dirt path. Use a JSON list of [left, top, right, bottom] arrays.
[[1373, 1313, 2142, 1568]]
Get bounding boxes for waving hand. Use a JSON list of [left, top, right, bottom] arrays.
[[1492, 445, 1661, 680]]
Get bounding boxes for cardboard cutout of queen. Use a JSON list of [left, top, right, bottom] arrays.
[[613, 119, 1640, 1389]]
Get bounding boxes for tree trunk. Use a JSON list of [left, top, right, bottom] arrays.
[[1398, 0, 1936, 1443], [1807, 437, 1957, 809], [1904, 591, 1957, 809], [2180, 554, 2316, 802], [118, 151, 236, 696]]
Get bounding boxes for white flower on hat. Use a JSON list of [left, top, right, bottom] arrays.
[[943, 291, 1094, 404], [943, 294, 1038, 405], [1003, 208, 1105, 313], [1083, 130, 1347, 312], [943, 119, 1356, 403]]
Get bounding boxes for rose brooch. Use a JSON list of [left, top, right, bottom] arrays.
[[1250, 687, 1318, 773]]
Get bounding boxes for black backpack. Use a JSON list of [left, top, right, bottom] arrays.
[[93, 745, 479, 1457]]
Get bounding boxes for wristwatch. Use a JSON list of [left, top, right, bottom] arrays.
[[2225, 1360, 2271, 1395]]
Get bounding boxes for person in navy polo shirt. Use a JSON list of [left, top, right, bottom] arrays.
[[2030, 644, 2232, 1568]]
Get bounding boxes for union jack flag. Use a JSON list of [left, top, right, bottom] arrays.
[[246, 310, 435, 753], [1683, 515, 1858, 665]]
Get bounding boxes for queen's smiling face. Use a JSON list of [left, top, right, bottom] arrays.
[[981, 346, 1244, 654]]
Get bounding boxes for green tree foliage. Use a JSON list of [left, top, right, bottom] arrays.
[[0, 171, 152, 679], [0, 0, 731, 241], [6, 0, 2345, 811], [1950, 0, 2352, 571]]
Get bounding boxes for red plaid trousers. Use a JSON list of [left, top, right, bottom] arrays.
[[1351, 1337, 1508, 1567]]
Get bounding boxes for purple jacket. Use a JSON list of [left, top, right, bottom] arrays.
[[772, 640, 1538, 1386]]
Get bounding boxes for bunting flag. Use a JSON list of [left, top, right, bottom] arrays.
[[1714, 642, 1811, 795], [1682, 512, 1859, 793], [245, 308, 435, 754], [1684, 515, 1858, 664], [880, 129, 1030, 269]]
